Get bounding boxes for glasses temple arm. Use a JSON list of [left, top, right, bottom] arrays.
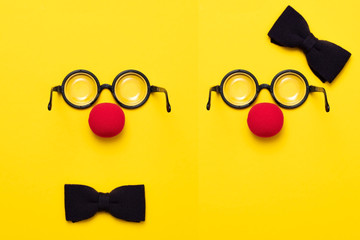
[[48, 86, 62, 111], [309, 86, 330, 112], [206, 85, 220, 110], [150, 86, 171, 112]]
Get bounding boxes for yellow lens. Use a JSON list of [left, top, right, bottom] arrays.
[[223, 72, 257, 106], [273, 72, 306, 106], [114, 72, 148, 106], [64, 73, 98, 106]]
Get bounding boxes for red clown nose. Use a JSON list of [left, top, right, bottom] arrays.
[[88, 103, 125, 138], [247, 103, 284, 137]]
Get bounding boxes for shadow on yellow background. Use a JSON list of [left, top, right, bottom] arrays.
[[0, 0, 359, 239]]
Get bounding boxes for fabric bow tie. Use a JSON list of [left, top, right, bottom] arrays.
[[65, 184, 145, 223], [268, 6, 351, 83]]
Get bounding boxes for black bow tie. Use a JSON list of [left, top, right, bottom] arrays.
[[65, 184, 145, 223], [268, 6, 351, 83]]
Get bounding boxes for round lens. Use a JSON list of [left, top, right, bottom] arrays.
[[223, 72, 257, 106], [64, 72, 98, 107], [273, 72, 307, 107], [114, 72, 149, 107]]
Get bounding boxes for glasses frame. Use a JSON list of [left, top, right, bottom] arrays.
[[207, 69, 329, 112], [48, 69, 171, 112]]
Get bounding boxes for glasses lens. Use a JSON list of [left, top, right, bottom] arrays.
[[273, 72, 306, 106], [223, 72, 257, 106], [64, 72, 98, 107], [114, 72, 148, 107]]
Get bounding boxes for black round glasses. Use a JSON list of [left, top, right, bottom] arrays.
[[206, 69, 330, 112], [48, 69, 171, 112]]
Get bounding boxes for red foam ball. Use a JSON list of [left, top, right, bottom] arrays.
[[88, 103, 125, 138], [247, 103, 284, 138]]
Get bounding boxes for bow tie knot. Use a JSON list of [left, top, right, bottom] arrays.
[[98, 192, 110, 211], [300, 33, 318, 53]]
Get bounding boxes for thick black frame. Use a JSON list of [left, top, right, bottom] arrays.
[[206, 69, 329, 112], [48, 69, 171, 112]]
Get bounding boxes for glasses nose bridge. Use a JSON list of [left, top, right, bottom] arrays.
[[258, 83, 271, 93], [99, 83, 113, 93], [97, 84, 114, 103]]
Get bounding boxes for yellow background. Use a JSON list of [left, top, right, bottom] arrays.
[[0, 0, 359, 239]]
